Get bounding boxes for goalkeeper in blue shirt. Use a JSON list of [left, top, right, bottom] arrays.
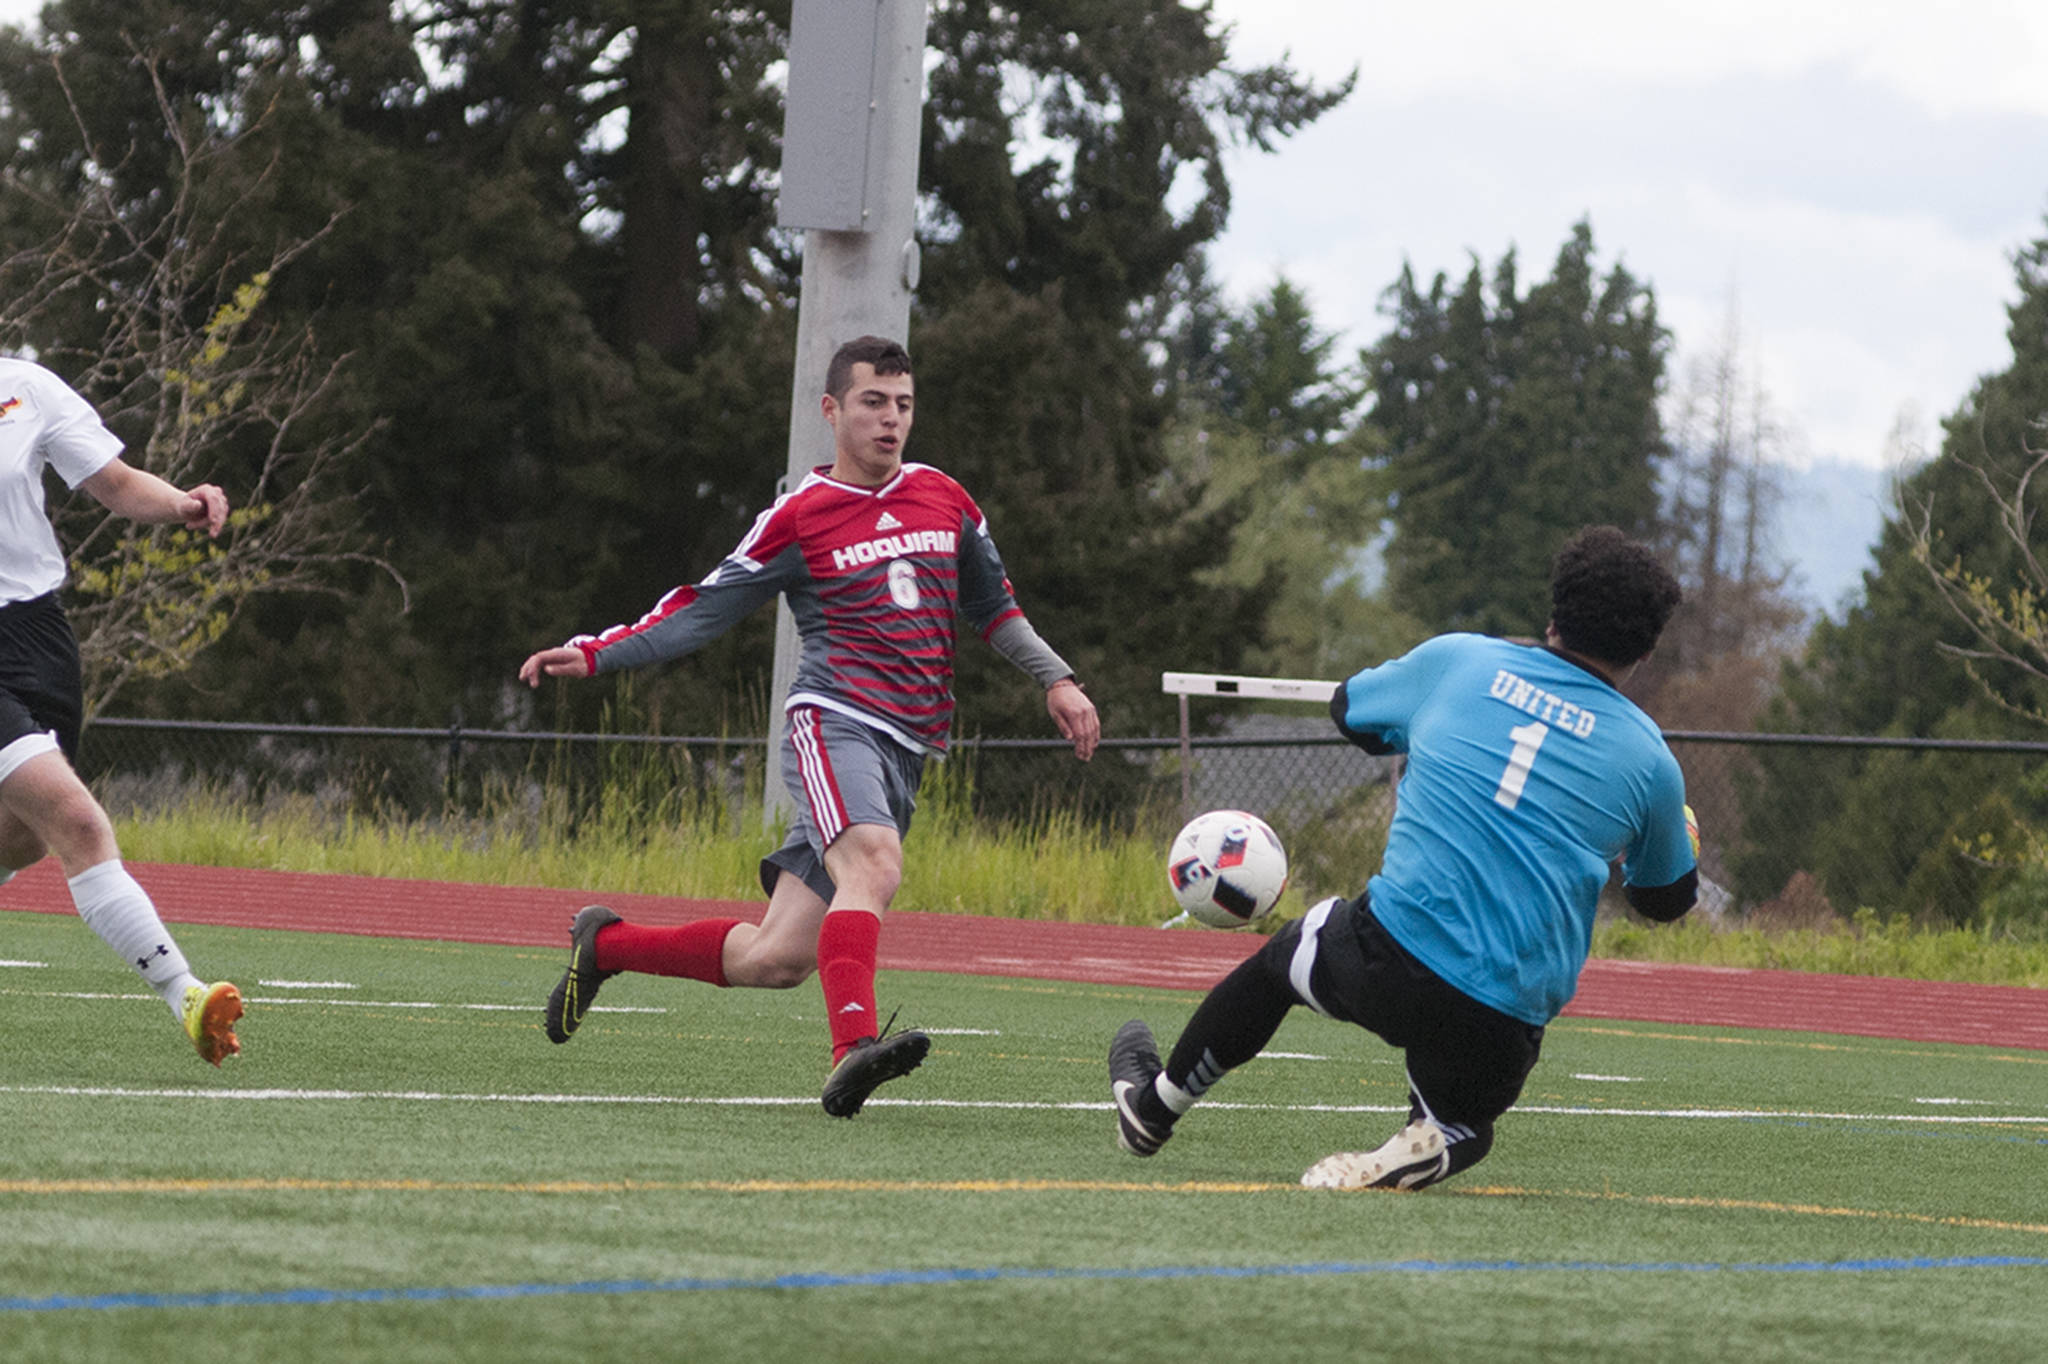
[[1110, 526, 1697, 1190]]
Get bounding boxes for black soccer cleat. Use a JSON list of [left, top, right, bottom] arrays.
[[821, 1024, 931, 1118], [1108, 1018, 1173, 1156], [543, 904, 622, 1044]]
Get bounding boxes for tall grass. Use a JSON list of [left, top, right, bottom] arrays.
[[107, 758, 1190, 929], [1594, 908, 2048, 988], [894, 754, 1170, 923], [111, 784, 771, 901]]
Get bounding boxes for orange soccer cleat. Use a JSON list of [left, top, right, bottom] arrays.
[[182, 981, 244, 1066]]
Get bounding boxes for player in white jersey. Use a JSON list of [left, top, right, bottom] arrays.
[[0, 356, 244, 1064], [521, 336, 1099, 1116], [1110, 527, 1696, 1188]]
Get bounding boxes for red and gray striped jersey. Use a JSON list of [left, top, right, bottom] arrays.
[[569, 462, 1070, 754]]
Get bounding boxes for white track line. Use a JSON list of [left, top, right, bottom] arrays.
[[0, 1084, 2042, 1125], [4, 989, 669, 1015]]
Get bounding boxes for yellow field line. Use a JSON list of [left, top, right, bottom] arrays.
[[4, 1176, 2044, 1236]]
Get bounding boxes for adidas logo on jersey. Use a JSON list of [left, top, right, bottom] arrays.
[[875, 512, 903, 531]]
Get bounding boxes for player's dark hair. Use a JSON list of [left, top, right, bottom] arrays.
[[825, 336, 913, 399], [1548, 526, 1682, 667]]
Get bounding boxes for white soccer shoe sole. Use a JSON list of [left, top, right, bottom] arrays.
[[1300, 1119, 1449, 1191]]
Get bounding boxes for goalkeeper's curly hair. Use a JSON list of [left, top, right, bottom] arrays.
[[1548, 526, 1682, 667]]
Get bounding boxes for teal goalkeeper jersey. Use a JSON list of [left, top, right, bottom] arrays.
[[1336, 633, 1695, 1026]]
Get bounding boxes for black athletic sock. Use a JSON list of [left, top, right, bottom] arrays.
[[1160, 951, 1298, 1105]]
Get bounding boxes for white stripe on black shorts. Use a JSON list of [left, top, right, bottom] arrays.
[[1265, 892, 1545, 1129]]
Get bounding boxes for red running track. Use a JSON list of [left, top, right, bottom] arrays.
[[4, 861, 2046, 1051]]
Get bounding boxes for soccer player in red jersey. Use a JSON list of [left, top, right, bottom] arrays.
[[520, 336, 1099, 1116]]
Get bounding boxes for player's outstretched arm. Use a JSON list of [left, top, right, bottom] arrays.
[[1046, 678, 1099, 761], [79, 459, 229, 537], [519, 646, 592, 687]]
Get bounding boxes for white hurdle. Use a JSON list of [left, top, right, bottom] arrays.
[[1160, 672, 1340, 811]]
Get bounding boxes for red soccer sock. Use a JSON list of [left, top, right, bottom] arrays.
[[816, 910, 882, 1063], [593, 918, 739, 987]]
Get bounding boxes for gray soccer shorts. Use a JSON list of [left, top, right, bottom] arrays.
[[758, 705, 926, 904]]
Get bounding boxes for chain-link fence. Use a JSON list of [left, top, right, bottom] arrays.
[[73, 716, 2048, 930], [78, 718, 774, 846]]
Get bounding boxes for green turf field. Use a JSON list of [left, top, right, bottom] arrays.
[[2, 908, 2045, 1363]]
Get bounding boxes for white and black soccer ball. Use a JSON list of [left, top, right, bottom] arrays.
[[1166, 809, 1289, 929]]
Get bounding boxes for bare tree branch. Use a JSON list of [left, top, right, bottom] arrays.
[[1, 47, 404, 717], [1907, 418, 2048, 728]]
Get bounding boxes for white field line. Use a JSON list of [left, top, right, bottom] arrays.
[[4, 988, 669, 1016], [6, 988, 2043, 1124], [6, 990, 1373, 1043], [238, 998, 672, 1015], [0, 1083, 2044, 1126]]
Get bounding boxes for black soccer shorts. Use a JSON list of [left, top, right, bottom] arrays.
[[1266, 891, 1545, 1131], [0, 592, 85, 761]]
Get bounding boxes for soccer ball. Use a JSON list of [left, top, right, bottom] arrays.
[[1166, 809, 1289, 929]]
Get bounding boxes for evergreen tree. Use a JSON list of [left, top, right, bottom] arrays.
[[1187, 278, 1355, 452], [911, 0, 1352, 740], [1162, 276, 1420, 681], [1735, 221, 2048, 922], [919, 1, 1350, 325], [1367, 221, 1669, 636], [0, 0, 1349, 751]]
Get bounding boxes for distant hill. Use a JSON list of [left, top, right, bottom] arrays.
[[1775, 458, 1895, 617]]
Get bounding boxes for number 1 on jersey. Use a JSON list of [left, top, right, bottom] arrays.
[[1493, 720, 1549, 810]]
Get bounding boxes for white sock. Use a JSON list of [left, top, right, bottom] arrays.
[[69, 860, 202, 1016], [1154, 1073, 1197, 1116]]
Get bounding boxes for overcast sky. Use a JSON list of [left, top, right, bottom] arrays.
[[1204, 0, 2048, 471]]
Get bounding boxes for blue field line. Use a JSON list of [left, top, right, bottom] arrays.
[[6, 1255, 2045, 1314]]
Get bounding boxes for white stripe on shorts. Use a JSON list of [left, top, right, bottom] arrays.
[[0, 731, 59, 786], [1288, 895, 1340, 1017], [789, 709, 847, 845]]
